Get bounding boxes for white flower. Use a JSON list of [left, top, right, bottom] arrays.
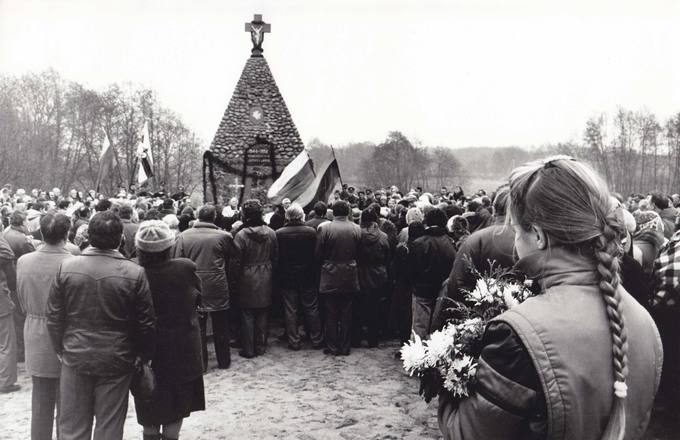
[[401, 333, 428, 375], [425, 326, 456, 366], [468, 278, 494, 303], [502, 287, 520, 309]]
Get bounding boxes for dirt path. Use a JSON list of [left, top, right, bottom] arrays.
[[2, 336, 675, 439], [0, 339, 441, 439]]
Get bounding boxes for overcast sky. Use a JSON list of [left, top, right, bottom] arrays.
[[1, 0, 678, 149]]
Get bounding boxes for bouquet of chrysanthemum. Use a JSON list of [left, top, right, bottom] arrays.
[[401, 262, 534, 403]]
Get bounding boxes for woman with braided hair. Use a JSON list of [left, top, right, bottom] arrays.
[[438, 156, 663, 440]]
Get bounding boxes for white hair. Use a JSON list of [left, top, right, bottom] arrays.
[[285, 203, 304, 222]]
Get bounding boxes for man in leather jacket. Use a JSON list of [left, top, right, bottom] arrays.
[[47, 211, 156, 440]]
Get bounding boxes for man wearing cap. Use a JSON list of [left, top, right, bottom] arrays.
[[47, 211, 156, 440]]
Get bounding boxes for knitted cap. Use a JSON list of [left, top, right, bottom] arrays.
[[135, 220, 175, 253]]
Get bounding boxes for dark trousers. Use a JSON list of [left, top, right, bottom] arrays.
[[9, 289, 25, 361], [198, 309, 231, 369], [0, 313, 17, 388], [322, 292, 354, 355], [240, 308, 269, 356], [58, 364, 132, 440], [31, 376, 59, 440], [412, 295, 436, 339], [281, 285, 323, 347], [389, 281, 413, 344], [351, 289, 382, 347]]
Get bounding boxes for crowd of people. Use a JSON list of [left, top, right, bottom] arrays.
[[0, 159, 678, 439]]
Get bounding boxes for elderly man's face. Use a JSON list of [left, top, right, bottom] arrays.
[[282, 198, 291, 209]]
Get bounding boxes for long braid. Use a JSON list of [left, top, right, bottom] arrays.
[[595, 222, 629, 440]]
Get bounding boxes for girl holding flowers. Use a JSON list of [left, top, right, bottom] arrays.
[[438, 157, 663, 440]]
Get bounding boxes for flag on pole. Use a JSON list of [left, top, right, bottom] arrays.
[[267, 149, 316, 205], [95, 133, 115, 192], [293, 146, 342, 211], [137, 121, 154, 185]]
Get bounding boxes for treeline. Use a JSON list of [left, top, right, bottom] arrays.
[[0, 70, 203, 195], [325, 108, 680, 195], [577, 109, 680, 195], [309, 132, 465, 192]]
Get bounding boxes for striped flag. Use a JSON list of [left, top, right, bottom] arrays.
[[137, 121, 154, 185], [294, 147, 342, 211], [95, 133, 115, 192], [267, 149, 316, 205]]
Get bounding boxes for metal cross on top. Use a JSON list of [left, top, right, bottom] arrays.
[[245, 14, 271, 56]]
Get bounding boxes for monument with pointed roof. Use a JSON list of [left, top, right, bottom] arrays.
[[203, 14, 305, 205]]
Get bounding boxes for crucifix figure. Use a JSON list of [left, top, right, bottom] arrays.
[[244, 14, 271, 56]]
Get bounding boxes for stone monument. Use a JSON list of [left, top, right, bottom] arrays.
[[203, 14, 305, 205]]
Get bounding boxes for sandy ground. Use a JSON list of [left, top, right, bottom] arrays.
[[0, 338, 440, 440], [1, 334, 676, 440]]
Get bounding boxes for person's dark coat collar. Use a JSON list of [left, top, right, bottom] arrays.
[[515, 246, 599, 292], [424, 225, 447, 237], [193, 221, 218, 230], [81, 247, 127, 260], [284, 219, 305, 227]]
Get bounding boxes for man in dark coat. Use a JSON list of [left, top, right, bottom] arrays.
[[2, 210, 34, 362], [409, 207, 456, 338], [46, 211, 156, 439], [353, 209, 390, 348], [276, 203, 323, 350], [0, 236, 18, 394], [446, 186, 515, 301], [174, 205, 236, 369], [316, 200, 362, 356], [119, 205, 139, 259], [305, 201, 330, 230], [651, 191, 677, 239], [233, 200, 278, 358]]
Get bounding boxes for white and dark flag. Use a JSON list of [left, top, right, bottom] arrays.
[[137, 121, 154, 185], [267, 149, 316, 205], [95, 133, 115, 192], [294, 146, 342, 211]]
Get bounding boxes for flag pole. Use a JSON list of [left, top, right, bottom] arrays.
[[329, 145, 343, 186]]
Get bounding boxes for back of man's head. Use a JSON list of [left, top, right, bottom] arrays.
[[285, 203, 304, 223], [650, 192, 669, 210], [197, 205, 216, 223], [467, 200, 481, 213], [313, 201, 327, 217], [95, 199, 112, 212], [40, 213, 71, 245], [88, 211, 123, 250], [492, 185, 510, 218], [10, 210, 26, 227], [162, 198, 175, 211], [361, 208, 378, 225], [58, 200, 71, 211], [424, 207, 447, 228], [332, 200, 351, 217], [119, 205, 133, 220]]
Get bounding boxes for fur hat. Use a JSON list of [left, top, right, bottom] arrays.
[[135, 220, 175, 253]]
